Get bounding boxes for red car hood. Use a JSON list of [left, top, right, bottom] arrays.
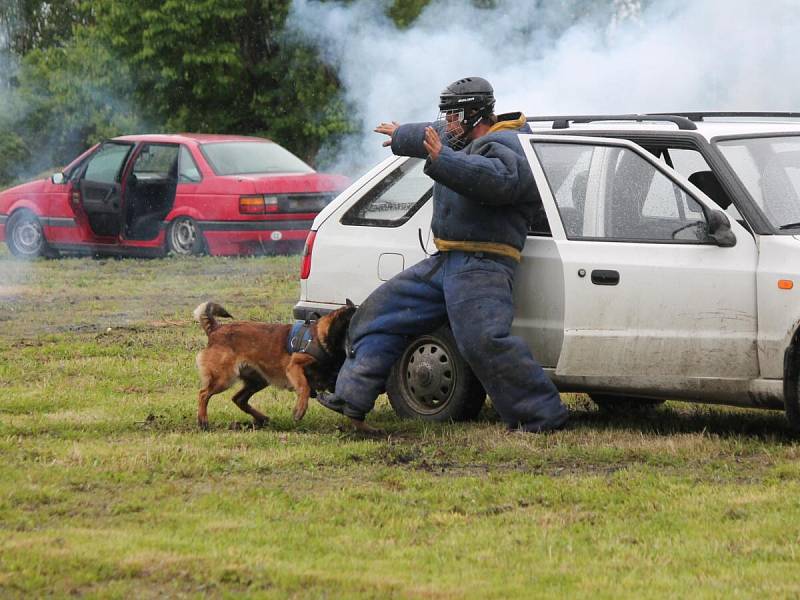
[[0, 178, 48, 197], [229, 172, 350, 194]]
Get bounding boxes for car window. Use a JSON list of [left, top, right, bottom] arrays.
[[534, 142, 711, 243], [200, 141, 313, 175], [82, 142, 133, 184], [529, 144, 590, 237], [65, 146, 99, 183], [178, 145, 202, 183], [341, 158, 432, 227], [717, 136, 800, 229], [663, 148, 710, 178], [132, 144, 179, 180]]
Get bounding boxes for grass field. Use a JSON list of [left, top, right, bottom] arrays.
[[2, 248, 800, 598]]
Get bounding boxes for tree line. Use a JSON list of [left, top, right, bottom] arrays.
[[0, 0, 634, 187], [0, 0, 433, 186]]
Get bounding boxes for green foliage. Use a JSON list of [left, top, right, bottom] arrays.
[[254, 40, 353, 161], [0, 0, 352, 186], [387, 0, 430, 28], [386, 0, 501, 27], [88, 0, 351, 162], [0, 0, 650, 187], [0, 126, 30, 185], [0, 0, 89, 55], [8, 33, 147, 175], [0, 85, 26, 186]]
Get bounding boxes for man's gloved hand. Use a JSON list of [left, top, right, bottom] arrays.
[[423, 126, 443, 161], [374, 121, 400, 147]]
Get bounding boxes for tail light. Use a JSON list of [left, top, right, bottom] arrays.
[[239, 195, 279, 214], [300, 230, 316, 280]]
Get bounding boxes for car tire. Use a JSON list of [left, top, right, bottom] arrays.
[[6, 210, 57, 259], [167, 217, 205, 256], [387, 325, 486, 422], [590, 393, 666, 413]]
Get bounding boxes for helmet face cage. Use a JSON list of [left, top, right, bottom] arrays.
[[435, 108, 468, 150], [435, 96, 495, 150]]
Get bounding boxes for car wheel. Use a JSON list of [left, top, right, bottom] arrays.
[[590, 393, 666, 413], [167, 217, 205, 256], [387, 325, 486, 422], [6, 210, 57, 259]]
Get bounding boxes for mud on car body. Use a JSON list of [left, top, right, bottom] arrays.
[[294, 112, 800, 430], [0, 133, 349, 258]]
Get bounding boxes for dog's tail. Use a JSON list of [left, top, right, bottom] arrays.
[[193, 302, 233, 336]]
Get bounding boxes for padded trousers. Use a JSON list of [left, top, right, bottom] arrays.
[[331, 251, 568, 431]]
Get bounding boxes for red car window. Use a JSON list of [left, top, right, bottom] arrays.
[[201, 141, 313, 176]]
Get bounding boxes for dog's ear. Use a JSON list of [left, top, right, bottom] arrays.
[[345, 298, 355, 308]]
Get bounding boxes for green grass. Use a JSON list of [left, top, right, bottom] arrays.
[[2, 247, 800, 598]]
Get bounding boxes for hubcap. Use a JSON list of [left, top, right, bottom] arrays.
[[171, 219, 197, 254], [13, 219, 43, 255], [403, 341, 454, 413]]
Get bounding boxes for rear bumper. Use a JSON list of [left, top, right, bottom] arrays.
[[293, 300, 344, 320], [199, 219, 312, 256]]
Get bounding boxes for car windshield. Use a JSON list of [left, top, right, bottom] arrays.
[[717, 135, 800, 229], [200, 141, 314, 176]]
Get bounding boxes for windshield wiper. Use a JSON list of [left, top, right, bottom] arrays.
[[779, 221, 800, 230]]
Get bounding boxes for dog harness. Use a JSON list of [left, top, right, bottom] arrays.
[[287, 319, 333, 365], [288, 320, 314, 353]]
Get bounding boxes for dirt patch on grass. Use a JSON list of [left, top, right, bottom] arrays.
[[0, 285, 29, 297]]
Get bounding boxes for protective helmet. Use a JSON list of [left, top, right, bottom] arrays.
[[437, 77, 496, 149]]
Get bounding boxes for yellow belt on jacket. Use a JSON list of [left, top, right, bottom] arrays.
[[433, 237, 521, 262]]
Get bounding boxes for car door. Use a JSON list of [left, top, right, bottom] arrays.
[[520, 135, 759, 396], [77, 141, 134, 238], [122, 142, 180, 241]]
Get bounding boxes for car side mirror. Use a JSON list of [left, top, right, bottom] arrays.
[[707, 209, 736, 247], [51, 172, 66, 184]]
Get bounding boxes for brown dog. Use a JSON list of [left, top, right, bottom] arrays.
[[192, 300, 362, 430]]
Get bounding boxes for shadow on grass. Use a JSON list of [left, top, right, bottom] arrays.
[[559, 396, 797, 443], [3, 395, 796, 445]]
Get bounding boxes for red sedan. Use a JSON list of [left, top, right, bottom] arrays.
[[0, 134, 349, 258]]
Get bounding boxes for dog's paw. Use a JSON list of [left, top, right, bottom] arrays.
[[292, 407, 308, 422], [198, 420, 209, 431]]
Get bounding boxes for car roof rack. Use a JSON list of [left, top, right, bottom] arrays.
[[526, 114, 698, 131], [647, 111, 800, 122]]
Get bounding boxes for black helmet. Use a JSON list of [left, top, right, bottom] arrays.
[[438, 76, 496, 114], [437, 77, 496, 149]]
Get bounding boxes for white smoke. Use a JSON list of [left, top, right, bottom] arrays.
[[287, 0, 800, 175]]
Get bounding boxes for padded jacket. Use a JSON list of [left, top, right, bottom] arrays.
[[390, 112, 542, 254]]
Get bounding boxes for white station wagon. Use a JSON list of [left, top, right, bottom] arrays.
[[294, 113, 800, 429]]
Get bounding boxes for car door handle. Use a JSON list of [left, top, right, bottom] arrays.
[[591, 269, 620, 286]]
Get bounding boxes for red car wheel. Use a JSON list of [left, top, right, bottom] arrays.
[[167, 217, 205, 256], [6, 210, 56, 259]]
